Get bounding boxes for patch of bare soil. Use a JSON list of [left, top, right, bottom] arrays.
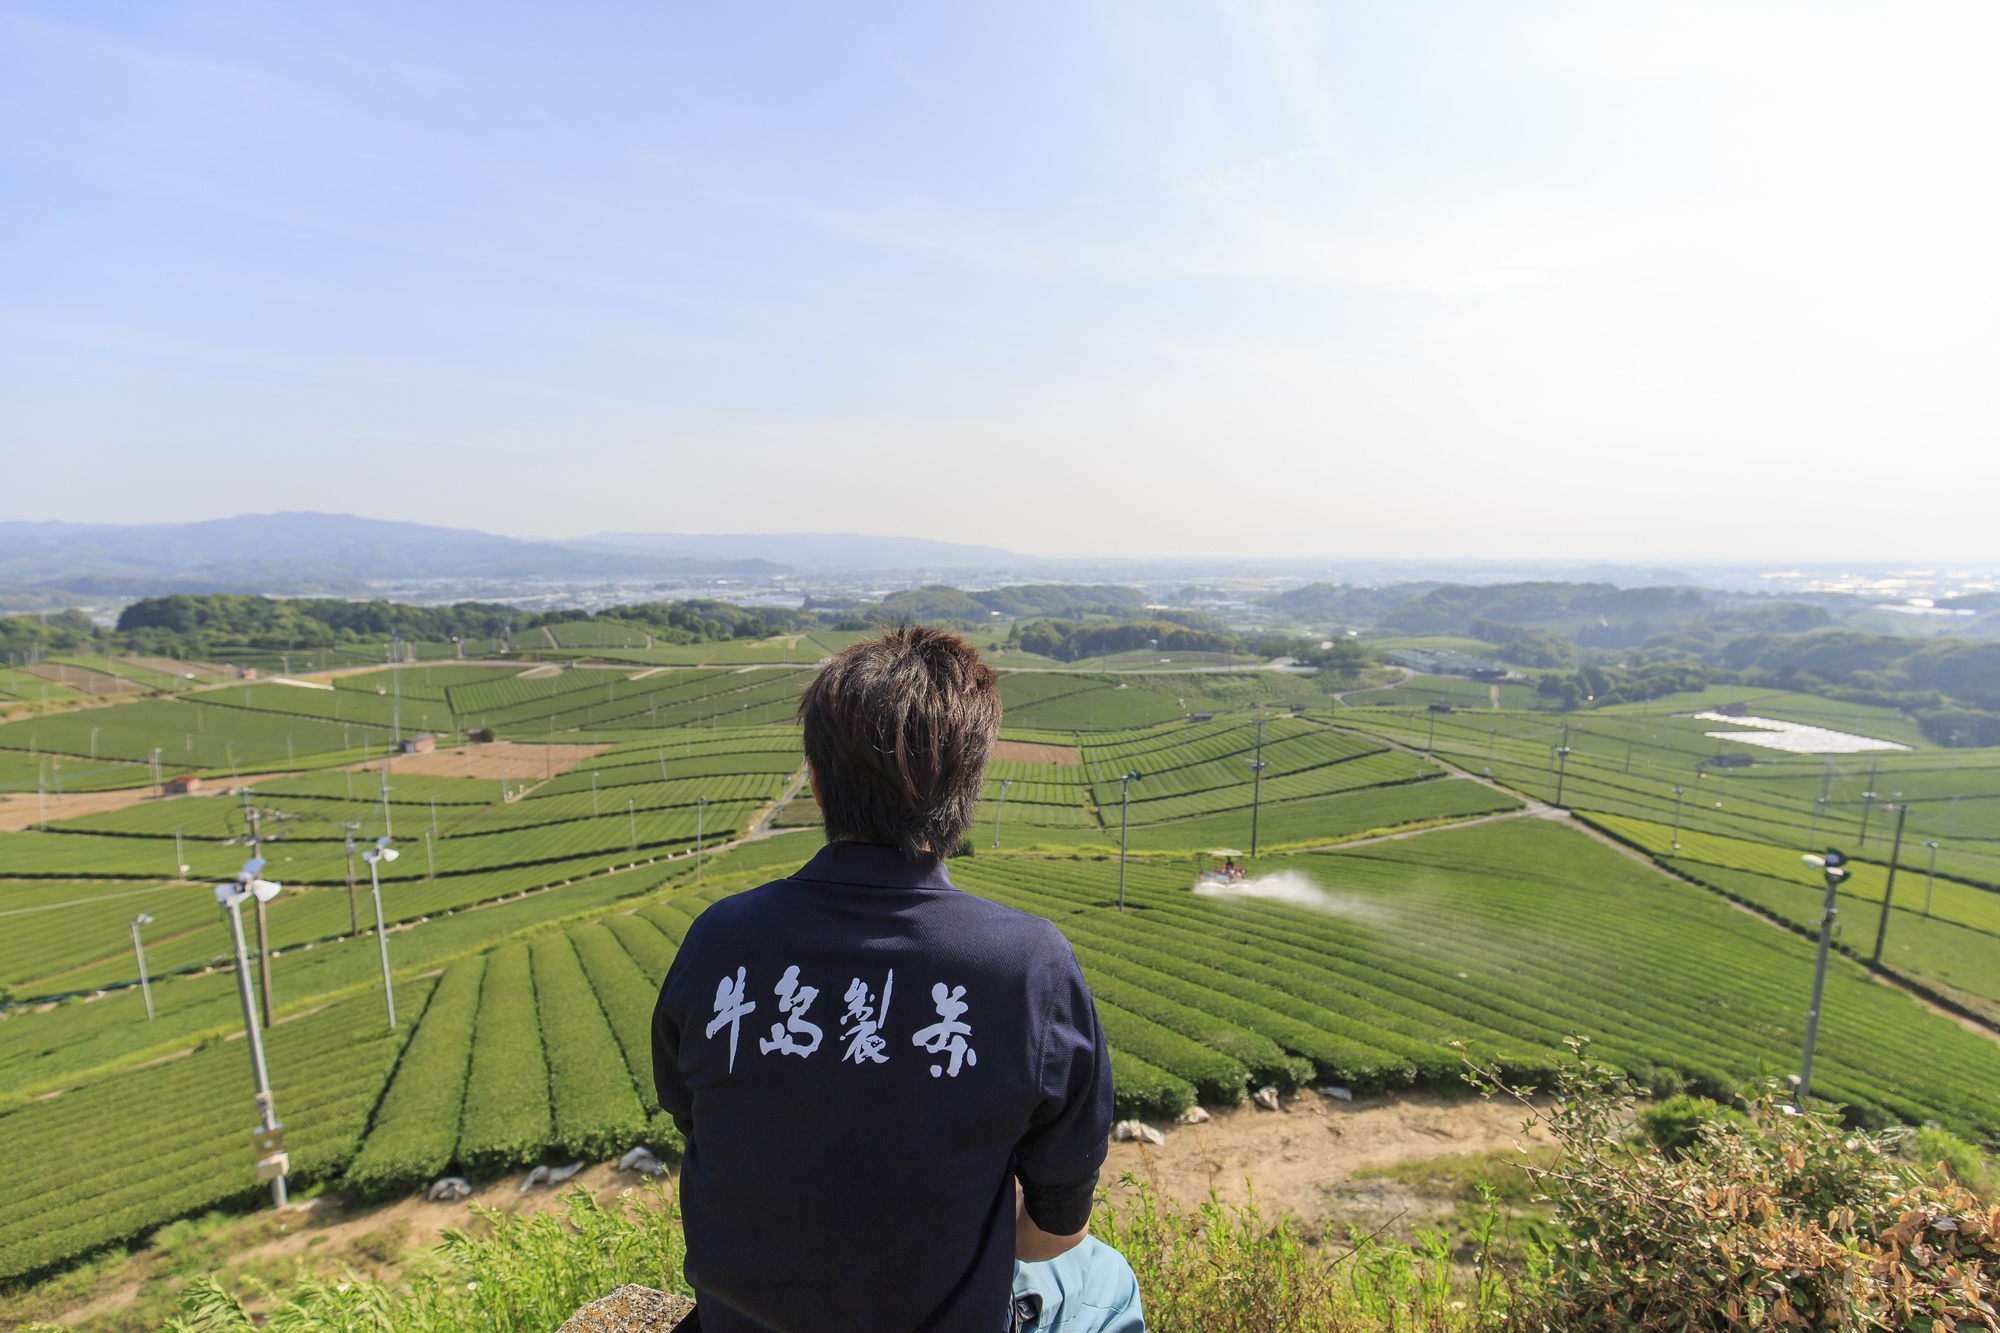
[[991, 740, 1082, 766], [366, 742, 611, 782], [0, 780, 292, 832], [1104, 1090, 1549, 1238], [24, 664, 149, 697]]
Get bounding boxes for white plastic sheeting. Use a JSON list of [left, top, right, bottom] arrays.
[[1693, 712, 1908, 754]]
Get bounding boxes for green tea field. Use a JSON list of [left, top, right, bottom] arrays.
[[2, 657, 1998, 1289]]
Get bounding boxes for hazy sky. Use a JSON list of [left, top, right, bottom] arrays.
[[4, 2, 1996, 560]]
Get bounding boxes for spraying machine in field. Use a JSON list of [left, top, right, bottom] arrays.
[[1196, 849, 1247, 889]]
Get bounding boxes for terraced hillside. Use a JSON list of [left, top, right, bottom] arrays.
[[6, 673, 2000, 1289]]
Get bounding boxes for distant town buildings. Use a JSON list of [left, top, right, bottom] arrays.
[[1386, 648, 1507, 680]]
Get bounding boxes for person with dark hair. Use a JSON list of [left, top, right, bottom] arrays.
[[651, 628, 1141, 1333]]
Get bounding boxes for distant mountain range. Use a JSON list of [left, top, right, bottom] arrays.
[[578, 531, 1023, 569], [0, 513, 1033, 598], [0, 513, 782, 595]]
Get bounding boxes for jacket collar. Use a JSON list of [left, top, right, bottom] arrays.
[[790, 840, 956, 891]]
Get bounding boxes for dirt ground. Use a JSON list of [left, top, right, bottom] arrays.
[[0, 742, 610, 829], [1104, 1090, 1550, 1237], [991, 740, 1082, 766], [0, 782, 284, 833], [366, 741, 611, 782], [250, 1090, 1545, 1268], [17, 1091, 1550, 1329]]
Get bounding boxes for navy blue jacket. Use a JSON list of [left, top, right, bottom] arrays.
[[652, 841, 1114, 1333]]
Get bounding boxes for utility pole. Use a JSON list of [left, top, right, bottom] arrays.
[[244, 790, 273, 1028], [379, 762, 393, 840], [1117, 771, 1141, 911], [696, 796, 708, 881], [1248, 717, 1268, 858], [1670, 785, 1686, 854], [1922, 840, 1940, 917], [1857, 757, 1880, 845], [362, 838, 399, 1028], [391, 632, 402, 746], [992, 779, 1014, 848], [215, 859, 287, 1207], [130, 913, 156, 1021], [1552, 720, 1572, 807], [627, 796, 637, 852], [1796, 849, 1849, 1108], [342, 823, 361, 936], [1871, 804, 1908, 965]]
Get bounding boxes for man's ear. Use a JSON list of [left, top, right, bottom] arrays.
[[807, 760, 823, 808]]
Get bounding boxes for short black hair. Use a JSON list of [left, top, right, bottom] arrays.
[[798, 628, 1001, 861]]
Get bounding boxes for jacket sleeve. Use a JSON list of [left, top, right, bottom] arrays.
[[652, 952, 694, 1140]]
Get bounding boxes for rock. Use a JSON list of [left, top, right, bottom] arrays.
[[426, 1176, 471, 1202], [618, 1146, 665, 1176], [1176, 1105, 1212, 1125], [1112, 1119, 1166, 1145], [558, 1284, 696, 1333], [548, 1161, 585, 1184], [1317, 1085, 1354, 1102], [518, 1164, 551, 1192], [1253, 1085, 1282, 1111]]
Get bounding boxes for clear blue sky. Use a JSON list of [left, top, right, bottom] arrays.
[[4, 3, 1996, 559]]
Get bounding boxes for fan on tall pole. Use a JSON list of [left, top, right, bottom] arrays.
[[215, 858, 288, 1208], [1117, 772, 1141, 911], [130, 912, 156, 1022], [1794, 849, 1849, 1108], [362, 837, 401, 1028]]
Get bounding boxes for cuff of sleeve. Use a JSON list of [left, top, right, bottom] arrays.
[[1020, 1168, 1099, 1236]]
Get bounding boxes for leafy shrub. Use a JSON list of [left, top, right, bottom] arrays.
[[1637, 1094, 1743, 1158], [1465, 1040, 2000, 1330]]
